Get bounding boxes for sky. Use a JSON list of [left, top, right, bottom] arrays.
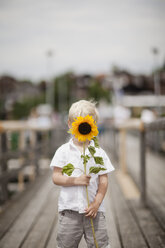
[[0, 0, 165, 81]]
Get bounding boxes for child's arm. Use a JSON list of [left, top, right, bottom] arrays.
[[52, 167, 91, 186], [85, 174, 108, 218]]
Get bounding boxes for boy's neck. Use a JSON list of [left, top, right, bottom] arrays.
[[73, 138, 90, 151]]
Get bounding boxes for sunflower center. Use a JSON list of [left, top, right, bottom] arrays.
[[78, 122, 91, 135]]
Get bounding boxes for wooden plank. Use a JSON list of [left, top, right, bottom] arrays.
[[21, 186, 59, 248], [128, 166, 165, 231], [128, 199, 165, 248], [46, 213, 59, 248], [144, 118, 165, 131], [105, 179, 122, 248], [119, 129, 127, 173], [115, 170, 140, 199], [78, 236, 87, 247], [109, 175, 148, 248], [148, 197, 165, 231], [0, 174, 53, 248], [140, 129, 147, 205], [0, 172, 50, 239], [126, 133, 165, 229]]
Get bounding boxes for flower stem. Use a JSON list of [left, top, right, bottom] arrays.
[[83, 142, 98, 248]]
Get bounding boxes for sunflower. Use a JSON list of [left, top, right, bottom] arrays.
[[70, 115, 98, 142]]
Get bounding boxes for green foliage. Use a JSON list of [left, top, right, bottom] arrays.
[[53, 72, 76, 112], [88, 146, 96, 157], [12, 94, 45, 119], [11, 132, 19, 150], [88, 79, 111, 103], [92, 137, 100, 148], [94, 156, 104, 165], [89, 166, 106, 174], [81, 154, 90, 164], [62, 163, 75, 176]]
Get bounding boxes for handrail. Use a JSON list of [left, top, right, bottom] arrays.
[[113, 117, 165, 206], [0, 120, 67, 204]]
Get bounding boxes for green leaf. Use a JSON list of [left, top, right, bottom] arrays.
[[92, 137, 100, 148], [89, 166, 106, 174], [67, 129, 72, 134], [62, 163, 75, 176], [94, 156, 104, 165], [88, 146, 96, 157], [81, 155, 90, 164]]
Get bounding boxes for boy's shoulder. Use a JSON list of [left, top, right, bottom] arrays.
[[56, 140, 70, 152], [95, 146, 109, 158]]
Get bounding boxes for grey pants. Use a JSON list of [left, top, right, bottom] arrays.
[[57, 210, 110, 248]]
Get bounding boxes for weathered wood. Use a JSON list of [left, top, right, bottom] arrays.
[[21, 186, 59, 248], [0, 123, 61, 205], [140, 129, 147, 206], [0, 172, 50, 239], [128, 199, 165, 248], [0, 169, 164, 248], [148, 197, 165, 231], [45, 212, 59, 248], [105, 180, 122, 248], [0, 132, 8, 202], [109, 175, 148, 248], [128, 165, 165, 231], [119, 129, 127, 173], [0, 174, 53, 248], [144, 118, 165, 131], [126, 133, 165, 231]]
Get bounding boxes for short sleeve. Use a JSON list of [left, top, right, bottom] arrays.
[[98, 149, 115, 175], [50, 144, 67, 169]]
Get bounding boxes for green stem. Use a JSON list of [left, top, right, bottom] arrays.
[[83, 142, 98, 248]]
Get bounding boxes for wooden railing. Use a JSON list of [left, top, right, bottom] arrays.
[[0, 121, 67, 204], [109, 118, 165, 206]]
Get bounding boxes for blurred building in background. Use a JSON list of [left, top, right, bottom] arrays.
[[0, 62, 165, 122]]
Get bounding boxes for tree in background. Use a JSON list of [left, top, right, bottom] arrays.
[[88, 78, 111, 103], [12, 94, 45, 119], [53, 72, 76, 113]]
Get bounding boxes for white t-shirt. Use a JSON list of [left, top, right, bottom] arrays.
[[50, 138, 115, 213]]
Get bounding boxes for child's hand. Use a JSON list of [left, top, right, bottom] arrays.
[[84, 200, 100, 218], [76, 174, 91, 186]]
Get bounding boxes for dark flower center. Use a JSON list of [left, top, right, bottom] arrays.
[[78, 122, 91, 135]]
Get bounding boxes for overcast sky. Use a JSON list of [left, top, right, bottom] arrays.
[[0, 0, 165, 81]]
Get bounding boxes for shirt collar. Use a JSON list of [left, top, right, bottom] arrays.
[[69, 138, 95, 154]]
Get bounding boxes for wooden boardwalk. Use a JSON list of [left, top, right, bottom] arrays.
[[0, 168, 165, 248], [125, 133, 165, 231]]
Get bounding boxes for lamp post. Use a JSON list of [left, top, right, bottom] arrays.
[[46, 50, 54, 108], [151, 47, 161, 116]]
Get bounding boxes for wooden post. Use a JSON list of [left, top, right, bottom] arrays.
[[19, 130, 26, 150], [29, 129, 39, 176], [119, 129, 127, 173], [18, 171, 24, 191], [113, 128, 118, 160], [140, 127, 147, 206], [0, 132, 9, 202]]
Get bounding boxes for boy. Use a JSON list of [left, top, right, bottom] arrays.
[[50, 100, 114, 248]]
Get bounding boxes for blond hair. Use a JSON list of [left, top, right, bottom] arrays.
[[68, 100, 99, 123]]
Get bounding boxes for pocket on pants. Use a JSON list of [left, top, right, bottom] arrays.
[[57, 212, 79, 248]]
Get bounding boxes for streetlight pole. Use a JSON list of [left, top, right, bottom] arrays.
[[151, 47, 161, 116], [46, 50, 54, 108]]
